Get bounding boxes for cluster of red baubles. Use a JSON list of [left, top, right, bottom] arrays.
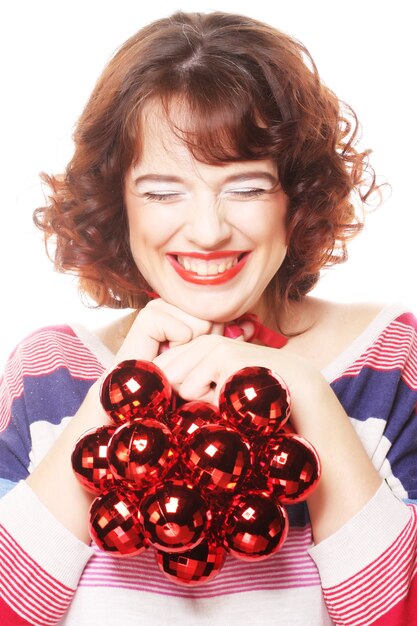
[[71, 360, 321, 586]]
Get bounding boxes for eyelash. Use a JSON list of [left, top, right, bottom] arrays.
[[229, 188, 266, 198], [143, 188, 267, 202], [143, 192, 180, 202]]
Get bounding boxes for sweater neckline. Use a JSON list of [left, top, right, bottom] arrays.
[[68, 302, 408, 384], [320, 302, 407, 382]]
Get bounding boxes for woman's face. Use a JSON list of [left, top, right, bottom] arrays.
[[124, 104, 288, 322]]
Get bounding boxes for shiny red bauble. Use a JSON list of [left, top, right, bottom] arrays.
[[223, 490, 288, 560], [107, 418, 177, 488], [70, 358, 322, 586], [168, 401, 220, 439], [100, 359, 171, 424], [89, 488, 147, 556], [155, 537, 226, 586], [219, 366, 290, 438], [258, 433, 321, 503], [139, 480, 209, 553], [183, 424, 251, 493], [71, 425, 116, 494]]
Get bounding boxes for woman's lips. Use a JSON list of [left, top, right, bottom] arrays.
[[167, 252, 250, 285]]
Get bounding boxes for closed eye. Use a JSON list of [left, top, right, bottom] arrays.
[[142, 192, 183, 202], [226, 188, 268, 199]]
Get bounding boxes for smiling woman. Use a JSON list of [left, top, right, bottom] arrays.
[[124, 103, 287, 322], [32, 12, 375, 318], [0, 9, 416, 626]]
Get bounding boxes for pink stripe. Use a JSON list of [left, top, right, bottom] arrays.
[[327, 565, 415, 626], [0, 525, 75, 625], [323, 506, 417, 624], [369, 561, 417, 625], [397, 313, 417, 331], [340, 320, 417, 389], [0, 547, 72, 612], [83, 558, 319, 582], [0, 526, 73, 595], [0, 597, 33, 626], [0, 326, 104, 431], [1, 584, 62, 626], [79, 526, 320, 597], [325, 505, 417, 597]]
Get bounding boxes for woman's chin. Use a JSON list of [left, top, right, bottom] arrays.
[[166, 295, 252, 323]]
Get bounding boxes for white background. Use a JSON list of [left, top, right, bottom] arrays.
[[0, 0, 415, 368]]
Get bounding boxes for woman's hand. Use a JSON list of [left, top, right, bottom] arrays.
[[25, 299, 231, 544], [153, 332, 321, 419], [154, 333, 382, 544], [114, 298, 227, 364]]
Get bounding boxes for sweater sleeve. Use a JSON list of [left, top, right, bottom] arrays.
[[309, 312, 417, 626], [0, 326, 103, 626], [0, 483, 94, 626]]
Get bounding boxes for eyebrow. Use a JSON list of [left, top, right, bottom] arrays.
[[133, 171, 279, 186]]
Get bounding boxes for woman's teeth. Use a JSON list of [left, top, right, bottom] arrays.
[[177, 256, 239, 276]]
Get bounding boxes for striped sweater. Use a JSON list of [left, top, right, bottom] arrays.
[[0, 303, 416, 625]]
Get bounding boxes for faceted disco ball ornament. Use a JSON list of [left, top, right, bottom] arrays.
[[183, 423, 251, 493], [100, 359, 171, 424], [219, 366, 290, 438], [155, 536, 226, 586], [139, 480, 209, 553], [107, 418, 177, 488], [168, 401, 220, 439], [71, 360, 321, 584], [89, 488, 146, 556], [259, 433, 321, 504], [71, 425, 117, 494], [223, 490, 288, 560]]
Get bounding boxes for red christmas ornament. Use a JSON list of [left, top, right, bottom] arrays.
[[107, 419, 177, 488], [71, 425, 116, 494], [223, 490, 288, 560], [139, 480, 209, 553], [218, 366, 290, 438], [155, 536, 226, 586], [259, 433, 321, 503], [183, 423, 251, 493], [170, 390, 188, 413], [169, 401, 220, 439], [89, 488, 146, 556], [71, 357, 321, 585], [100, 359, 171, 424]]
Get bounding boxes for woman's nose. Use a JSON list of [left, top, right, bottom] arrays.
[[184, 198, 232, 248]]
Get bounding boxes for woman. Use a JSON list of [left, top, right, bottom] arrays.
[[0, 11, 415, 626]]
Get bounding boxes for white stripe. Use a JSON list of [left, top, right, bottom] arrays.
[[324, 507, 417, 624], [59, 583, 333, 626], [309, 481, 412, 587], [0, 482, 93, 587]]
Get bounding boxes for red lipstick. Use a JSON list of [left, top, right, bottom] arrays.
[[167, 251, 250, 285]]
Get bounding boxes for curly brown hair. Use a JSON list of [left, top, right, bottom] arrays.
[[34, 11, 379, 312]]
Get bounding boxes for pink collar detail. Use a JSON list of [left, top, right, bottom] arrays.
[[224, 314, 288, 348]]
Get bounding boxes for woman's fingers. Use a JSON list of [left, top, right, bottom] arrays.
[[111, 298, 259, 405], [154, 335, 268, 404], [114, 299, 219, 363]]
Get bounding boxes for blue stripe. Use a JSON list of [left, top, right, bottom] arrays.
[[22, 368, 94, 428], [332, 367, 416, 426], [0, 368, 95, 481], [332, 366, 417, 500], [0, 478, 17, 498]]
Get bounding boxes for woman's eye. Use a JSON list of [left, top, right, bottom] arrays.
[[227, 188, 267, 198], [143, 192, 182, 202]]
